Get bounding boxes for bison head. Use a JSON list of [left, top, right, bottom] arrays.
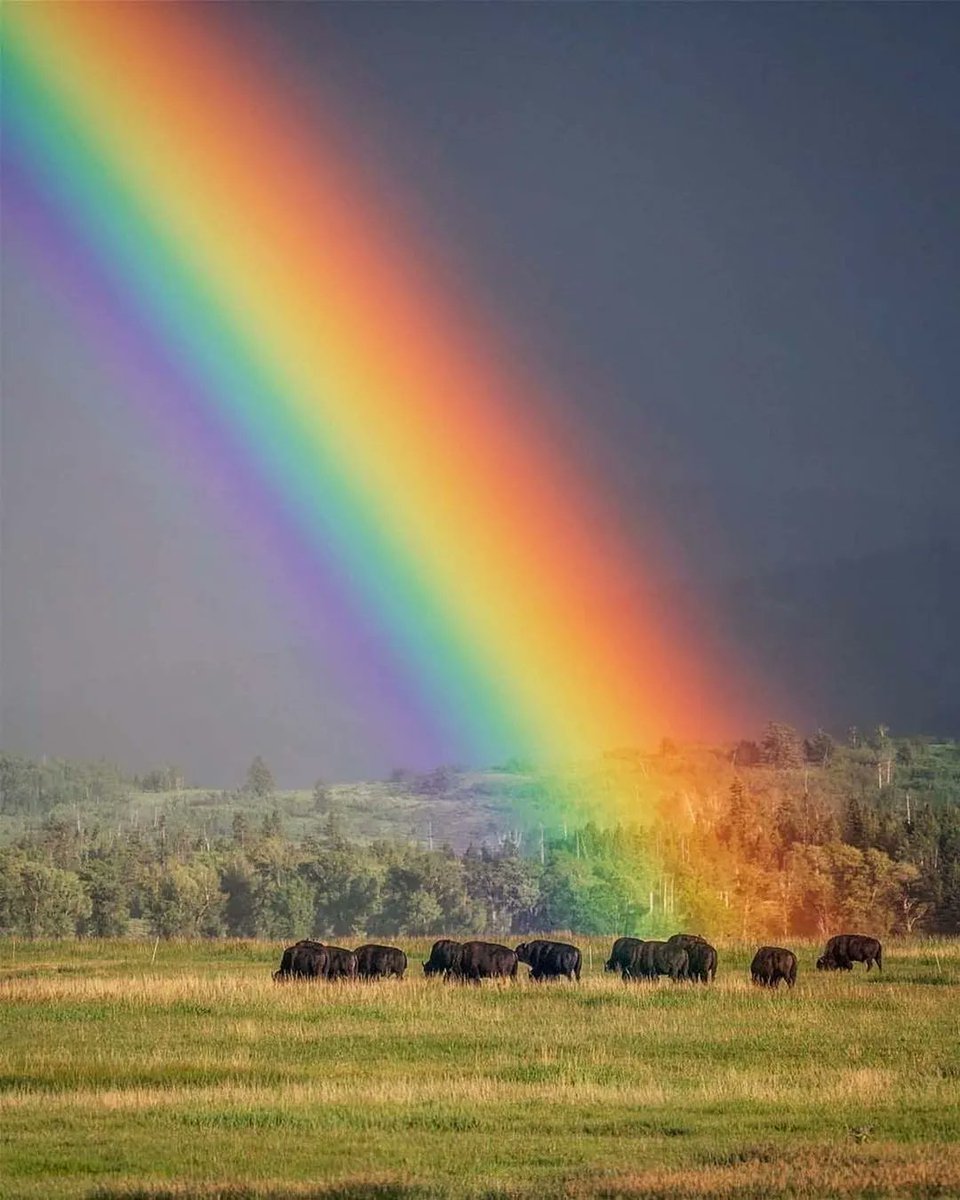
[[816, 955, 834, 970], [514, 943, 532, 964]]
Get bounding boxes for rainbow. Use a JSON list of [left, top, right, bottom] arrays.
[[3, 4, 748, 798]]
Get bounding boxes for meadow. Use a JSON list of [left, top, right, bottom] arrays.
[[1, 938, 959, 1199]]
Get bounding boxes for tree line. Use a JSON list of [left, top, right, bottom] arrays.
[[0, 727, 958, 939]]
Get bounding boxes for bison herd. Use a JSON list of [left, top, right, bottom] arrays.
[[274, 932, 883, 989], [604, 934, 716, 982], [273, 940, 406, 981]]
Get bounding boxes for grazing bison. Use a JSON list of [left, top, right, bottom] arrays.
[[670, 936, 717, 983], [514, 940, 581, 982], [751, 946, 797, 989], [457, 941, 518, 982], [669, 935, 716, 983], [423, 939, 463, 978], [273, 939, 328, 981], [817, 934, 882, 972], [354, 943, 407, 979], [638, 940, 688, 981], [273, 945, 298, 981], [605, 937, 645, 976], [324, 946, 359, 981]]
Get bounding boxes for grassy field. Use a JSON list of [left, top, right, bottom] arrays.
[[1, 937, 959, 1199]]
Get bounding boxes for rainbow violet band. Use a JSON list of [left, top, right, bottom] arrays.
[[3, 4, 743, 793]]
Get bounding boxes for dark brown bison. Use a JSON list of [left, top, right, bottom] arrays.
[[638, 940, 688, 981], [457, 941, 518, 982], [324, 946, 359, 980], [817, 934, 882, 972], [354, 943, 407, 979], [514, 940, 581, 982], [669, 935, 717, 983], [423, 939, 462, 978], [667, 933, 707, 947], [273, 939, 328, 981], [751, 946, 797, 988], [605, 937, 645, 976]]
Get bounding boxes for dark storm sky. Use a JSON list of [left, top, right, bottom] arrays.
[[3, 2, 959, 784]]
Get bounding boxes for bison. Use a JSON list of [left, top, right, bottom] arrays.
[[514, 940, 581, 982], [668, 933, 707, 946], [423, 939, 463, 978], [638, 940, 688, 981], [354, 943, 407, 979], [324, 946, 359, 980], [751, 946, 797, 988], [273, 939, 328, 981], [687, 941, 718, 984], [457, 941, 518, 982], [817, 934, 882, 972], [669, 934, 717, 983], [605, 937, 645, 977]]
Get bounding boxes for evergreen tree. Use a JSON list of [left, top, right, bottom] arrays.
[[761, 722, 803, 769], [312, 780, 331, 814], [804, 729, 835, 766], [774, 793, 801, 860], [231, 811, 249, 848], [260, 808, 283, 840], [724, 778, 748, 846], [843, 794, 869, 849], [245, 756, 275, 799]]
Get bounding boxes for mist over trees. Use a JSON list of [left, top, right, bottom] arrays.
[[0, 731, 958, 939]]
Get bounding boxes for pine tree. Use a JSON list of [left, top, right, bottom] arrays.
[[804, 729, 835, 766], [312, 780, 331, 814], [761, 722, 803, 769], [775, 793, 801, 857], [232, 811, 249, 848], [843, 795, 869, 849], [245, 756, 275, 799], [725, 778, 748, 847], [260, 808, 283, 840]]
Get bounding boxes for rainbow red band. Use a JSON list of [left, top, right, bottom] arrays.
[[3, 3, 745, 795]]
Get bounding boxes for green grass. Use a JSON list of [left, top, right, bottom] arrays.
[[2, 938, 959, 1198]]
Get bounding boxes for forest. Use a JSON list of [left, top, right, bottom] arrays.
[[1, 724, 958, 940]]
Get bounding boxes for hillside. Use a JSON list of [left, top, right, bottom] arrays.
[[2, 735, 959, 851]]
